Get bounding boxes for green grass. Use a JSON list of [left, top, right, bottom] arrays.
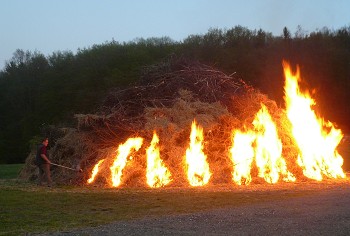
[[0, 164, 24, 179], [0, 180, 316, 235]]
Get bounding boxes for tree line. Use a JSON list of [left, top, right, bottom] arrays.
[[0, 25, 349, 163]]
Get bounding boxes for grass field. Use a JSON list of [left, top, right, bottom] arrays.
[[0, 179, 321, 236], [0, 164, 24, 179], [1, 145, 349, 236]]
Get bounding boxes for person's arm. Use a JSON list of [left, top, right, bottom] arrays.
[[40, 154, 51, 164]]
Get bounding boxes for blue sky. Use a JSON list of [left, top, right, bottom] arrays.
[[1, 0, 349, 70]]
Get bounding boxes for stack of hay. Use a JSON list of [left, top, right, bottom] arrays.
[[19, 57, 300, 187]]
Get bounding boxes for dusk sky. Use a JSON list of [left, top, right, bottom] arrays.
[[1, 0, 349, 70]]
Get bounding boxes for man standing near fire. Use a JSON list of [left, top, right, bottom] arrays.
[[35, 137, 52, 187]]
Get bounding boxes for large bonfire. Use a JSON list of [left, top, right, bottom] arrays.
[[19, 58, 346, 187]]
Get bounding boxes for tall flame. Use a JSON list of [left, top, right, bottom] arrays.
[[253, 104, 295, 183], [146, 131, 172, 187], [283, 61, 345, 180], [110, 137, 143, 187], [87, 159, 105, 184], [185, 120, 211, 186], [230, 130, 255, 185], [230, 104, 295, 185]]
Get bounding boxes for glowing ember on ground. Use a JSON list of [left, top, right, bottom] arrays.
[[87, 159, 105, 184], [110, 137, 143, 187], [283, 61, 345, 181], [185, 120, 211, 186], [146, 131, 172, 188]]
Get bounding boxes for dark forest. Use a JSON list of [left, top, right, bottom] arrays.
[[1, 25, 349, 163]]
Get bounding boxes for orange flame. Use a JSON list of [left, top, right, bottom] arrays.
[[83, 61, 346, 188], [253, 104, 295, 183], [185, 120, 211, 186], [146, 131, 172, 187], [230, 130, 255, 185], [110, 137, 143, 187], [283, 61, 345, 180], [87, 159, 105, 184], [230, 104, 295, 185]]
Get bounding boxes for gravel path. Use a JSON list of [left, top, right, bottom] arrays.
[[46, 185, 350, 236]]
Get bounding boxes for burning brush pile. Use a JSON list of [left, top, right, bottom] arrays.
[[19, 57, 346, 187]]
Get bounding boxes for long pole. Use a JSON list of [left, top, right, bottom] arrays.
[[51, 163, 80, 172]]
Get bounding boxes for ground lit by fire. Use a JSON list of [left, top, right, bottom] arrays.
[[86, 62, 346, 188]]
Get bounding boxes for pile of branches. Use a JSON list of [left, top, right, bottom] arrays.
[[76, 57, 247, 148], [20, 57, 301, 186], [105, 57, 245, 110]]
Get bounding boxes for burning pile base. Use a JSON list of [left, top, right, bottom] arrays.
[[19, 57, 345, 187]]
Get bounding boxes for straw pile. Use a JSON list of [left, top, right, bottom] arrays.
[[19, 57, 301, 187]]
